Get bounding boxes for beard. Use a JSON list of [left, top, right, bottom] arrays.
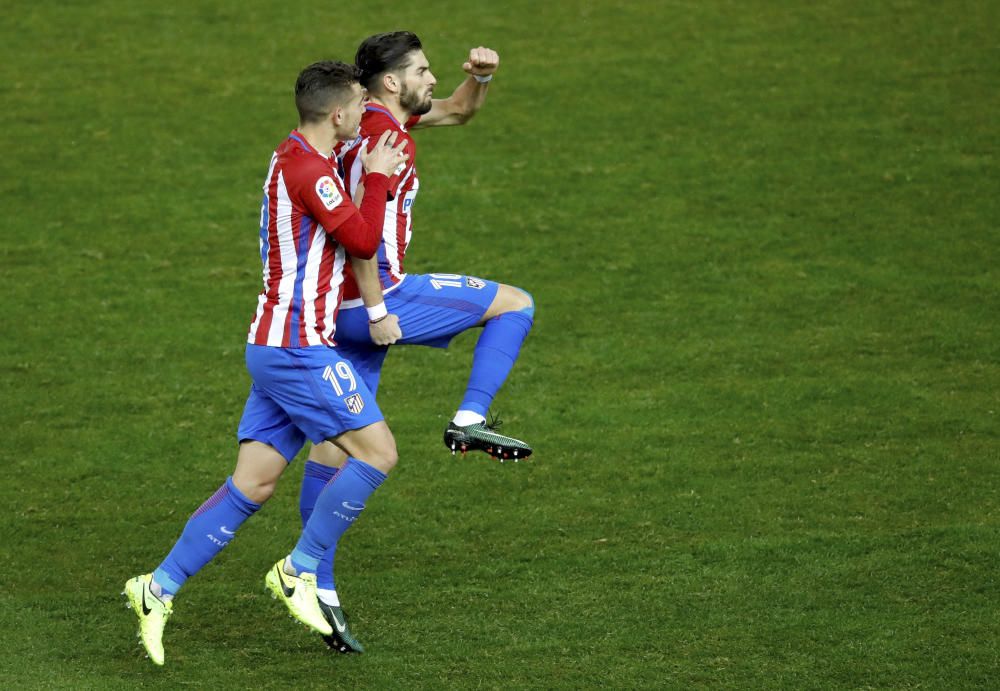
[[400, 83, 433, 116]]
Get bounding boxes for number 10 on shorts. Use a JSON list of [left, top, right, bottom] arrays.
[[429, 273, 462, 290], [323, 362, 357, 396]]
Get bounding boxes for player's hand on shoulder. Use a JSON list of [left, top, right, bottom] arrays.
[[369, 313, 401, 346], [360, 130, 408, 177], [462, 46, 499, 77]]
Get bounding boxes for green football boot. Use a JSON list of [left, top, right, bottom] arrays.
[[319, 600, 365, 654], [443, 415, 532, 461], [123, 573, 173, 666]]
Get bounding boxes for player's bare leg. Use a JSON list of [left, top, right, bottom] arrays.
[[309, 440, 349, 469], [478, 283, 534, 323], [331, 420, 397, 472], [232, 441, 290, 502]]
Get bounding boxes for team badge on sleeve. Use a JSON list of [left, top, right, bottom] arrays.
[[466, 277, 486, 289], [315, 176, 343, 210]]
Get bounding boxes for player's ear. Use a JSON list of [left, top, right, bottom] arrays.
[[331, 105, 343, 127], [382, 72, 399, 95]]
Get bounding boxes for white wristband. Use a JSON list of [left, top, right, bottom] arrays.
[[473, 74, 493, 84], [367, 302, 388, 322]]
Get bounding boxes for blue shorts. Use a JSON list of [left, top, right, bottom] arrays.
[[334, 272, 499, 394], [237, 345, 384, 462]]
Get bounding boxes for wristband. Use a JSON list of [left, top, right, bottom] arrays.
[[473, 74, 493, 84], [367, 302, 388, 323]]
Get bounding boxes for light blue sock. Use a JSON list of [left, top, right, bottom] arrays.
[[459, 310, 534, 417], [299, 460, 344, 590], [290, 458, 385, 575], [153, 477, 261, 596]]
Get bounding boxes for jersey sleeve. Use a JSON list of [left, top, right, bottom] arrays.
[[293, 159, 357, 234], [281, 154, 381, 258]]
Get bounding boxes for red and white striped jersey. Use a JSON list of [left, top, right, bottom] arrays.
[[247, 131, 387, 348], [339, 106, 422, 303]]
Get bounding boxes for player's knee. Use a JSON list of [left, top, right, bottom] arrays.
[[359, 428, 399, 474], [233, 441, 287, 503], [511, 287, 535, 320], [495, 285, 533, 319], [234, 475, 278, 504], [364, 441, 398, 474]]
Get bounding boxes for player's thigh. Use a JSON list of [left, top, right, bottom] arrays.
[[481, 283, 534, 323], [389, 273, 500, 347], [331, 420, 397, 474], [244, 344, 385, 453], [309, 440, 349, 468]]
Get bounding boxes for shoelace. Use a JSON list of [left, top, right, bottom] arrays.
[[485, 411, 503, 431]]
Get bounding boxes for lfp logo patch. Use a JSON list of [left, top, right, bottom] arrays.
[[315, 176, 343, 210]]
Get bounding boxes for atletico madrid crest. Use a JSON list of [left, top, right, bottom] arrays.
[[345, 393, 365, 415]]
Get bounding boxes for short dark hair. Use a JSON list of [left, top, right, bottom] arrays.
[[294, 60, 362, 124], [355, 31, 423, 92]]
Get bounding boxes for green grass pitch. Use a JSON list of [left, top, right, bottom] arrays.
[[1, 0, 998, 687]]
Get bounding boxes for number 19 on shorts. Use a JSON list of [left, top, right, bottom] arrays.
[[322, 362, 357, 396]]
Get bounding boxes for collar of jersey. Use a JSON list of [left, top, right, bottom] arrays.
[[287, 130, 313, 152], [365, 104, 405, 131], [287, 130, 334, 159]]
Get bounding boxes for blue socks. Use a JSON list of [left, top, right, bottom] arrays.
[[290, 458, 385, 575], [460, 310, 534, 417], [151, 459, 384, 597], [153, 477, 261, 596], [299, 460, 339, 525], [300, 460, 343, 590]]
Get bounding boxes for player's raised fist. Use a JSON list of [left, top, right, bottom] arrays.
[[462, 47, 499, 77]]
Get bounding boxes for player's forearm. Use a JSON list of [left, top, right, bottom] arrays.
[[337, 173, 389, 258], [417, 77, 490, 128], [351, 255, 385, 308], [446, 76, 490, 123]]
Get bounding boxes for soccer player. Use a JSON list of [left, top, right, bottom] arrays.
[[122, 60, 408, 666], [298, 32, 535, 652]]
